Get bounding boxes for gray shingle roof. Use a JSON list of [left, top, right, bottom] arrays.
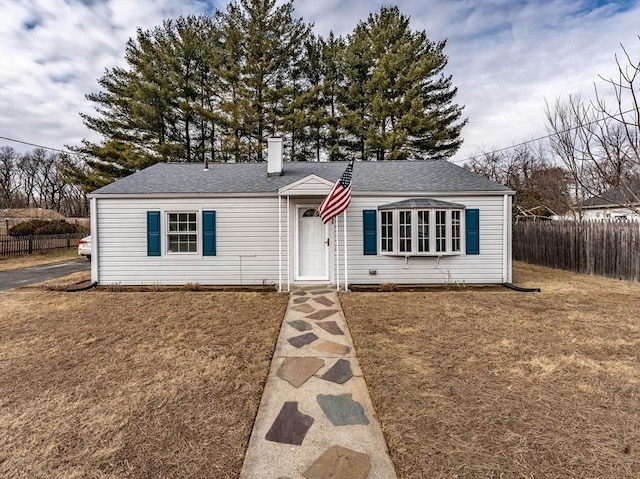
[[580, 181, 640, 208], [89, 160, 513, 196]]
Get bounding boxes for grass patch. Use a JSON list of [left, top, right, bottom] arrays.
[[341, 261, 640, 478], [0, 290, 288, 478]]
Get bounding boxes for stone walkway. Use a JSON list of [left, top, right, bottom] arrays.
[[240, 286, 397, 479]]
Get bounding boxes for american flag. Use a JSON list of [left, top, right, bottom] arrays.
[[318, 159, 354, 223]]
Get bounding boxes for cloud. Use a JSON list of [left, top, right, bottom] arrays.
[[0, 0, 638, 163], [0, 0, 205, 150]]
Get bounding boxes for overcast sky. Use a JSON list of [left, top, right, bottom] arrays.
[[0, 0, 638, 164]]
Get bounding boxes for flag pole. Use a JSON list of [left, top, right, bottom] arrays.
[[335, 216, 339, 292], [278, 195, 282, 292], [343, 209, 348, 292], [343, 152, 354, 292]]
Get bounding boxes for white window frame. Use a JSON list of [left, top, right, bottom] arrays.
[[166, 211, 199, 255], [380, 210, 394, 253], [379, 208, 465, 256]]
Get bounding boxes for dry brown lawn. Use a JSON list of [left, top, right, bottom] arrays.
[[0, 289, 288, 478], [341, 261, 640, 478], [3, 261, 639, 478]]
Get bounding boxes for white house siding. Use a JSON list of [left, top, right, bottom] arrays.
[[95, 193, 508, 287], [96, 196, 289, 286], [340, 195, 508, 285], [279, 175, 333, 196]]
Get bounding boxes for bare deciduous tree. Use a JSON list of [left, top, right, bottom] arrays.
[[465, 141, 570, 218], [545, 38, 640, 214], [0, 146, 20, 208]]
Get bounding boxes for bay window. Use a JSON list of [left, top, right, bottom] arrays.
[[378, 199, 465, 256]]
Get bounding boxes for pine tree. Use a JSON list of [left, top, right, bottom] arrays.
[[75, 2, 468, 191], [76, 15, 223, 183], [320, 33, 347, 160], [219, 0, 310, 161], [341, 6, 466, 160]]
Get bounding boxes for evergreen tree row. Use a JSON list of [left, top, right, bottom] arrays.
[[74, 0, 467, 189]]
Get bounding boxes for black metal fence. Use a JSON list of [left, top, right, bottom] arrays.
[[513, 220, 640, 282], [0, 234, 85, 257]]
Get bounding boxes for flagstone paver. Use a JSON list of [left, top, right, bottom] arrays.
[[277, 357, 325, 388], [288, 332, 319, 348], [315, 321, 344, 336], [303, 445, 371, 479], [306, 309, 341, 321], [310, 289, 333, 295], [321, 359, 353, 384], [288, 319, 313, 331], [292, 304, 315, 314], [317, 394, 370, 426], [312, 340, 351, 356], [293, 296, 310, 304], [312, 296, 335, 307], [265, 401, 314, 445]]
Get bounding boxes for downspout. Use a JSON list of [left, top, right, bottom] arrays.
[[66, 281, 98, 292], [504, 283, 541, 293]]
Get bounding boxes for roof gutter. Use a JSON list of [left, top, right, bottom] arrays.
[[88, 189, 516, 200]]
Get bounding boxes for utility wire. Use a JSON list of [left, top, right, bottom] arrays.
[[455, 108, 637, 164], [1, 107, 637, 164], [0, 135, 74, 154]]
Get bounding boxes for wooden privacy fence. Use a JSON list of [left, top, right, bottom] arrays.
[[513, 221, 640, 282], [0, 234, 85, 257]]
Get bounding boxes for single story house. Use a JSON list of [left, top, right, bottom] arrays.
[[88, 139, 515, 290], [575, 181, 640, 221]]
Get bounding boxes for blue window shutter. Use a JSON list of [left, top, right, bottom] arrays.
[[147, 211, 161, 256], [466, 208, 480, 255], [202, 210, 216, 256], [363, 210, 377, 255]]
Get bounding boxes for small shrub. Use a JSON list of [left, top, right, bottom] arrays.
[[8, 219, 89, 236], [379, 282, 397, 292]]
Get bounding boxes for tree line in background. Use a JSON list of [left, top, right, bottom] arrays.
[[0, 146, 87, 217], [69, 0, 467, 190]]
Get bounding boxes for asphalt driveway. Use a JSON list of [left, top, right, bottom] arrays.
[[0, 259, 91, 291]]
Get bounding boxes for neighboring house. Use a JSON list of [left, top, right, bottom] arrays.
[[88, 139, 515, 290], [575, 182, 640, 221]]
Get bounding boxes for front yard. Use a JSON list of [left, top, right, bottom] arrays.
[[0, 289, 288, 478], [342, 261, 640, 478], [1, 261, 638, 478]]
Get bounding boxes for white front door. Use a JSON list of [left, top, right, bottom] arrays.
[[297, 207, 329, 280]]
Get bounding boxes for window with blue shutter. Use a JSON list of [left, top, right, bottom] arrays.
[[147, 211, 161, 256], [202, 210, 216, 256], [363, 209, 377, 255], [465, 208, 480, 255]]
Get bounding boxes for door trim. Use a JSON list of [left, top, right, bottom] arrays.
[[295, 204, 330, 281]]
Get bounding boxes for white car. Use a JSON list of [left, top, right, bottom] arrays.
[[78, 235, 92, 260]]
